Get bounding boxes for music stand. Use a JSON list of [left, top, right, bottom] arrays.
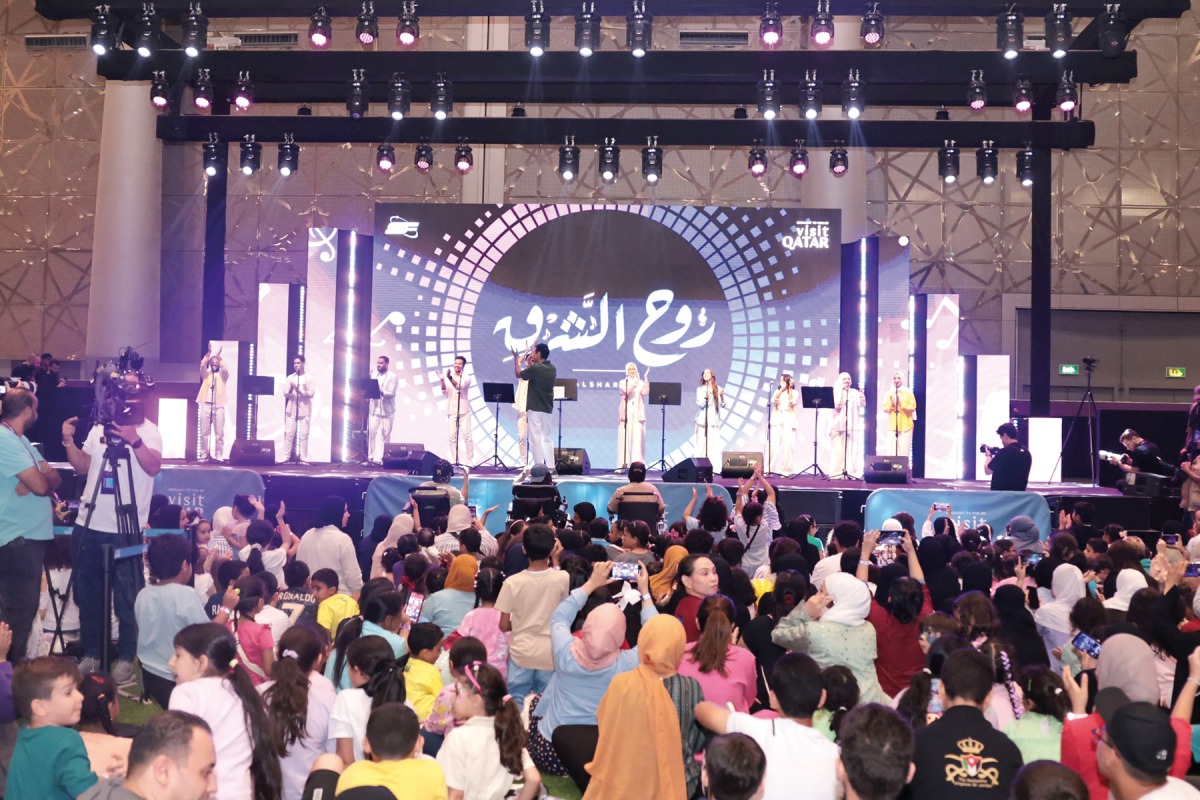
[[647, 381, 683, 471], [242, 375, 274, 442], [796, 385, 834, 479], [352, 378, 382, 464], [553, 379, 578, 453], [477, 382, 517, 470]]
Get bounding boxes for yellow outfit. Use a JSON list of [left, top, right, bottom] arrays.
[[336, 757, 448, 799], [882, 387, 917, 433], [317, 594, 360, 637], [404, 658, 444, 722]]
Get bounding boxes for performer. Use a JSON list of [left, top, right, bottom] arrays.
[[437, 355, 473, 467], [829, 371, 865, 478], [1104, 429, 1173, 476], [368, 355, 397, 464], [617, 362, 650, 468], [513, 344, 533, 467], [513, 343, 556, 469], [882, 370, 917, 458], [771, 374, 799, 474], [693, 368, 724, 463], [283, 355, 315, 462], [984, 422, 1032, 491], [196, 348, 228, 462]]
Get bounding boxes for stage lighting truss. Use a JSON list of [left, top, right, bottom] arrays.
[[240, 135, 262, 176], [430, 74, 453, 120], [526, 0, 549, 57], [841, 69, 863, 120], [598, 138, 620, 183], [397, 1, 420, 47], [233, 70, 255, 110], [356, 1, 379, 46], [278, 134, 300, 177], [388, 74, 411, 120], [203, 134, 222, 177], [747, 140, 768, 177], [641, 136, 663, 184], [860, 3, 884, 47], [801, 70, 822, 120], [1099, 4, 1128, 57], [192, 68, 213, 109], [759, 2, 782, 48], [558, 136, 580, 181], [181, 2, 208, 57], [309, 6, 332, 48], [810, 0, 834, 46], [758, 69, 780, 121], [1056, 70, 1078, 112], [346, 69, 369, 118], [626, 0, 652, 58], [789, 140, 809, 177], [454, 141, 474, 174], [997, 7, 1024, 60], [1012, 78, 1033, 113], [150, 70, 170, 109], [967, 70, 987, 111], [376, 142, 396, 172], [91, 5, 118, 56], [976, 140, 998, 185], [937, 140, 960, 184], [1045, 4, 1072, 59], [575, 3, 600, 56], [829, 143, 849, 176], [134, 2, 160, 58], [1016, 144, 1035, 186], [414, 141, 434, 172]]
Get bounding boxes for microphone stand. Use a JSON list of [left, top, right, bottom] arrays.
[[287, 373, 303, 464], [205, 366, 218, 462], [833, 387, 857, 480], [894, 387, 901, 457], [618, 379, 632, 472], [764, 381, 778, 477], [703, 387, 711, 462]]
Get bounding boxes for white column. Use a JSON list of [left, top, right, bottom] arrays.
[[88, 81, 163, 360]]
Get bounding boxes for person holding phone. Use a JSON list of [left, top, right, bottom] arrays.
[[1033, 563, 1087, 672]]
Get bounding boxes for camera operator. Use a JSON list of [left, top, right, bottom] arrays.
[[1106, 429, 1173, 477], [61, 410, 163, 682], [197, 348, 228, 462], [984, 422, 1032, 492]]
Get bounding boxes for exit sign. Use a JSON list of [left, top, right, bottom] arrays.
[[1167, 367, 1187, 379], [1059, 364, 1080, 376]]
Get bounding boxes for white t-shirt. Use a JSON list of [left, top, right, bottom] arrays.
[[809, 553, 844, 591], [258, 672, 337, 800], [726, 712, 839, 800], [79, 421, 163, 532], [239, 544, 287, 586], [436, 716, 534, 800], [256, 602, 292, 646], [169, 676, 254, 800], [1143, 777, 1200, 800], [328, 687, 416, 763]]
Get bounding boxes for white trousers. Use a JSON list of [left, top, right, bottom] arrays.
[[617, 420, 646, 467], [528, 411, 553, 467], [369, 414, 394, 462], [692, 424, 721, 464], [771, 426, 797, 474], [885, 428, 914, 460], [199, 402, 224, 459], [516, 411, 529, 466], [448, 413, 474, 464], [283, 413, 310, 461], [830, 431, 862, 477]]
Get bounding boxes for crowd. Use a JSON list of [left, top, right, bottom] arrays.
[[4, 452, 1200, 800]]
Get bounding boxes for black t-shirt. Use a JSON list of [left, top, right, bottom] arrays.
[[275, 588, 318, 626], [908, 705, 1024, 800], [989, 443, 1031, 491], [1129, 441, 1171, 475]]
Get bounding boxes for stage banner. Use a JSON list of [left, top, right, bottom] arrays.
[[153, 466, 266, 521], [864, 489, 1051, 542]]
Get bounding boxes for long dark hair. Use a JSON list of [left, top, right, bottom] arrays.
[[80, 672, 117, 735], [263, 625, 325, 755], [690, 595, 736, 676], [173, 624, 282, 800], [347, 636, 408, 710], [331, 582, 405, 684], [666, 554, 714, 610], [1020, 665, 1069, 722], [475, 567, 504, 607], [896, 634, 971, 731], [820, 665, 860, 741], [463, 662, 526, 776]]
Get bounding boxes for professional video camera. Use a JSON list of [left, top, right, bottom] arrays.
[[91, 346, 154, 428], [979, 444, 1000, 456]]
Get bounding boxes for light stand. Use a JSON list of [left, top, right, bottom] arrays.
[[1055, 357, 1100, 486]]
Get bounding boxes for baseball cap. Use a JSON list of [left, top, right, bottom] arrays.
[[881, 518, 904, 532], [1095, 688, 1176, 778]]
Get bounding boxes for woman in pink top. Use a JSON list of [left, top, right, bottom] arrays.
[[676, 594, 757, 712], [454, 567, 510, 677]]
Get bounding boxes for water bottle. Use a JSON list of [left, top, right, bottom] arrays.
[[656, 519, 667, 536]]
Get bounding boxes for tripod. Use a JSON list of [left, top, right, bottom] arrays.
[[475, 389, 514, 470], [1055, 359, 1100, 486]]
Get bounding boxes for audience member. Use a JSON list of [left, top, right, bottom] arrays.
[[336, 703, 446, 799], [421, 554, 478, 634], [836, 704, 915, 800], [663, 554, 721, 642], [78, 710, 217, 800], [295, 496, 363, 596], [702, 733, 766, 800], [6, 657, 99, 799], [677, 594, 757, 713]]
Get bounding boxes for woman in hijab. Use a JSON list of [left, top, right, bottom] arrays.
[[371, 512, 414, 579], [650, 545, 688, 605], [1102, 568, 1149, 614], [583, 615, 705, 799], [772, 572, 888, 702], [917, 537, 961, 612], [433, 504, 475, 554], [1033, 563, 1086, 671], [993, 584, 1050, 669], [419, 553, 478, 634], [1005, 515, 1043, 554], [295, 495, 363, 596]]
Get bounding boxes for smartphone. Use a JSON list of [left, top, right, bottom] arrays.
[[467, 504, 478, 519], [611, 561, 640, 582], [404, 592, 425, 622], [1021, 552, 1043, 566], [1071, 631, 1103, 660], [1164, 534, 1180, 546], [932, 503, 950, 512], [1186, 562, 1200, 578], [66, 500, 81, 511], [928, 677, 944, 717]]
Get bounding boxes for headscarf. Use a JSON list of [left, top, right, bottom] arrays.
[[1006, 515, 1042, 553], [316, 495, 347, 529], [446, 504, 473, 535], [444, 554, 478, 593], [1103, 569, 1149, 612], [820, 573, 872, 627], [918, 537, 961, 612], [584, 615, 688, 800], [651, 545, 688, 603], [1096, 633, 1159, 704], [371, 513, 415, 578], [992, 584, 1050, 669], [571, 602, 628, 671], [1032, 563, 1086, 634]]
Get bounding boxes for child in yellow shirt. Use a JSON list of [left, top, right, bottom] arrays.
[[336, 702, 447, 799], [313, 567, 359, 637], [404, 623, 445, 721]]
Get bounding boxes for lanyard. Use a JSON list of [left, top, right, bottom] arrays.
[[1, 422, 39, 467]]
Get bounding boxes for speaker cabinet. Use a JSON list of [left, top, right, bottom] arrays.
[[662, 457, 714, 483], [721, 451, 763, 479], [864, 455, 910, 484], [554, 447, 591, 475], [229, 439, 275, 466]]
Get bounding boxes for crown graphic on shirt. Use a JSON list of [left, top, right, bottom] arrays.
[[957, 738, 985, 756]]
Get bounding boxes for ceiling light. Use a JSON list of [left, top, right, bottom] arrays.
[[830, 144, 849, 176], [1016, 145, 1035, 187], [810, 0, 834, 46], [511, 104, 527, 117], [575, 3, 600, 56], [733, 106, 748, 119], [192, 69, 212, 109], [1012, 78, 1033, 113], [641, 137, 663, 183], [134, 3, 160, 57], [801, 71, 822, 119], [938, 141, 960, 184], [976, 140, 998, 185], [239, 136, 261, 176], [758, 69, 779, 121], [430, 75, 452, 120], [789, 141, 809, 177], [842, 69, 863, 120], [376, 143, 396, 172], [346, 69, 368, 118], [860, 3, 884, 46], [181, 3, 207, 57], [150, 71, 170, 108], [388, 75, 411, 120], [233, 71, 255, 110], [277, 136, 299, 177], [599, 139, 620, 183], [1045, 4, 1072, 58], [1098, 4, 1128, 57], [1056, 71, 1078, 112], [397, 1, 419, 46], [967, 70, 987, 111], [996, 9, 1023, 60], [414, 142, 433, 173], [454, 143, 474, 174], [202, 136, 221, 176], [559, 137, 580, 181], [90, 6, 118, 56], [526, 0, 548, 57], [309, 7, 332, 47], [356, 1, 379, 46], [747, 142, 768, 177], [626, 0, 652, 58], [759, 2, 782, 47]]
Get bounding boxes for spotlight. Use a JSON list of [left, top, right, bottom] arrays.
[[1016, 145, 1035, 186], [239, 136, 261, 176], [789, 141, 809, 177], [641, 137, 663, 184], [452, 142, 473, 174], [150, 71, 170, 109], [801, 71, 822, 120], [182, 3, 207, 57], [938, 141, 960, 185], [759, 2, 782, 47], [897, 234, 910, 246], [626, 0, 652, 58], [758, 70, 780, 121], [202, 137, 221, 177], [233, 71, 255, 110], [976, 140, 998, 185], [193, 69, 212, 109], [1056, 71, 1077, 112], [278, 136, 299, 177], [397, 1, 420, 46], [511, 104, 527, 117], [810, 0, 834, 46], [829, 144, 849, 176], [376, 143, 396, 172], [558, 137, 580, 181], [747, 142, 768, 177], [90, 5, 118, 56], [525, 0, 548, 57], [388, 74, 411, 120], [996, 9, 1023, 60], [733, 106, 749, 120], [575, 3, 600, 56], [309, 7, 332, 48], [841, 69, 863, 120], [430, 75, 453, 120], [414, 142, 434, 173], [356, 1, 379, 46], [967, 70, 987, 111], [1045, 4, 1072, 59], [134, 3, 160, 58], [1098, 4, 1128, 57], [346, 69, 369, 118], [860, 3, 884, 46], [1012, 78, 1032, 113], [598, 139, 620, 183]]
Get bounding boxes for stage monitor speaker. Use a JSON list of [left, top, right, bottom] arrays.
[[229, 439, 275, 466], [721, 451, 763, 479], [662, 457, 713, 483], [382, 445, 441, 474], [554, 447, 591, 475], [864, 455, 910, 484]]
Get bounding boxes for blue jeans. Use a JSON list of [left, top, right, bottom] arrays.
[[506, 659, 552, 710], [73, 527, 144, 662]]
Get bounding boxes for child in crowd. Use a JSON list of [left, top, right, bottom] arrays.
[[436, 661, 541, 800], [405, 622, 446, 722], [423, 637, 488, 756], [275, 560, 318, 626], [206, 559, 249, 619], [812, 665, 860, 743], [918, 612, 962, 654], [252, 570, 292, 645], [455, 567, 510, 677], [5, 657, 101, 799], [168, 623, 282, 800], [702, 733, 767, 800], [1004, 665, 1069, 763], [329, 635, 409, 764], [229, 576, 276, 686], [327, 585, 409, 690], [336, 703, 448, 799], [78, 672, 132, 779], [313, 567, 359, 638]]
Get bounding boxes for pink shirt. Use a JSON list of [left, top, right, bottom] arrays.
[[230, 618, 274, 686], [676, 642, 757, 713], [455, 607, 510, 678]]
